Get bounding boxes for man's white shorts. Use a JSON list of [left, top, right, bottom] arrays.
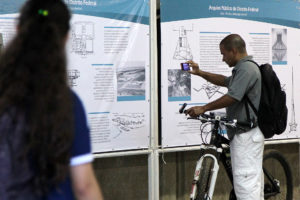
[[230, 127, 264, 200]]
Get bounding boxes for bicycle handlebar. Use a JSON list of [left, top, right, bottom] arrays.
[[191, 114, 254, 128], [179, 103, 255, 128], [179, 103, 187, 114]]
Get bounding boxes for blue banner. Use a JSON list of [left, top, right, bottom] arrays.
[[65, 0, 149, 24], [0, 0, 25, 14], [161, 0, 300, 28], [0, 0, 149, 25]]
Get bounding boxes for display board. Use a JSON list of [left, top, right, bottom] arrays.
[[65, 0, 150, 153], [0, 0, 150, 153], [160, 0, 300, 147]]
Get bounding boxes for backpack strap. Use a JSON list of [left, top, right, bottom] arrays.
[[246, 59, 259, 67], [244, 95, 258, 116], [244, 60, 260, 122], [244, 97, 251, 122], [244, 96, 259, 129]]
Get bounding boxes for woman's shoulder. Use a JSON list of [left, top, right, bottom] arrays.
[[70, 90, 85, 115]]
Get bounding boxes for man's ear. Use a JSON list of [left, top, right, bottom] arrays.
[[231, 48, 238, 55]]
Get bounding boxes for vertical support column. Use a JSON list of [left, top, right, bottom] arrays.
[[299, 140, 300, 189], [149, 150, 159, 200], [149, 0, 159, 200]]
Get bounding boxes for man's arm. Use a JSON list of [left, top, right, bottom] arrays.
[[187, 60, 227, 87], [71, 163, 104, 200], [185, 95, 237, 117]]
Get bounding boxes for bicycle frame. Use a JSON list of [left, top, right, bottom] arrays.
[[190, 120, 231, 200], [190, 146, 220, 199], [210, 120, 235, 185], [190, 116, 281, 200]]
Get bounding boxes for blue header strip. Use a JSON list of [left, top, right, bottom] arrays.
[[0, 0, 25, 14], [249, 33, 270, 35], [200, 32, 230, 34], [0, 0, 149, 25], [66, 0, 149, 25], [92, 64, 113, 66], [88, 112, 110, 114], [161, 0, 300, 29], [168, 96, 191, 102], [117, 95, 146, 101]]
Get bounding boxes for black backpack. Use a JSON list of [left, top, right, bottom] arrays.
[[245, 61, 288, 139]]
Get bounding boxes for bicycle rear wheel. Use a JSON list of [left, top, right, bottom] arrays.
[[195, 157, 214, 200], [263, 149, 293, 200]]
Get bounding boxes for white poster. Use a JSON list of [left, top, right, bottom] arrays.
[[0, 0, 150, 153], [161, 0, 300, 147], [66, 0, 150, 152]]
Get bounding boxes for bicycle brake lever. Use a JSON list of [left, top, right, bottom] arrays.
[[179, 103, 187, 114], [187, 117, 198, 120]]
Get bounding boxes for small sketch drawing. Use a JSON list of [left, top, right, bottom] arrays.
[[168, 69, 191, 97], [193, 82, 225, 99], [289, 66, 297, 133], [272, 28, 287, 62], [111, 113, 145, 139], [70, 22, 94, 56], [67, 69, 80, 87], [117, 62, 145, 96], [173, 26, 193, 60]]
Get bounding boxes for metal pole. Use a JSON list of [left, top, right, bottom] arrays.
[[149, 0, 159, 200], [264, 139, 300, 145], [93, 149, 151, 159]]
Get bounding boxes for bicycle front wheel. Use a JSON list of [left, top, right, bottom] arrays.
[[263, 149, 293, 200], [195, 157, 214, 200]]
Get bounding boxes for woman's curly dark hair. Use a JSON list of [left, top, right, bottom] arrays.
[[0, 0, 73, 195]]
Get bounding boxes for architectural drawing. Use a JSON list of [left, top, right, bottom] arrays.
[[67, 69, 80, 87], [289, 66, 297, 132], [272, 28, 287, 62], [173, 26, 193, 60], [70, 22, 94, 56], [111, 113, 145, 138], [193, 82, 224, 99]]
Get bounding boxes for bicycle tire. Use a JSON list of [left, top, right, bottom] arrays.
[[195, 157, 214, 200], [263, 149, 293, 200]]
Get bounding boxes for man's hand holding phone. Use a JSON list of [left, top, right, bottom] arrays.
[[186, 60, 202, 75], [180, 63, 190, 71], [180, 60, 201, 76]]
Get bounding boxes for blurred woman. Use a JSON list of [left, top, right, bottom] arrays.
[[0, 0, 103, 199]]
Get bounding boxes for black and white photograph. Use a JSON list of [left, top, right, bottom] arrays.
[[117, 62, 146, 97], [168, 69, 191, 98]]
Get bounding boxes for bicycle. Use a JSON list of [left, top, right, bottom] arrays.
[[179, 103, 293, 200]]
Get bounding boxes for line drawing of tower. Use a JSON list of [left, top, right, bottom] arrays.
[[173, 26, 193, 60], [272, 29, 287, 62], [289, 66, 297, 132]]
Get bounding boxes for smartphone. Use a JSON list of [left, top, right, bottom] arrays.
[[181, 63, 190, 71]]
